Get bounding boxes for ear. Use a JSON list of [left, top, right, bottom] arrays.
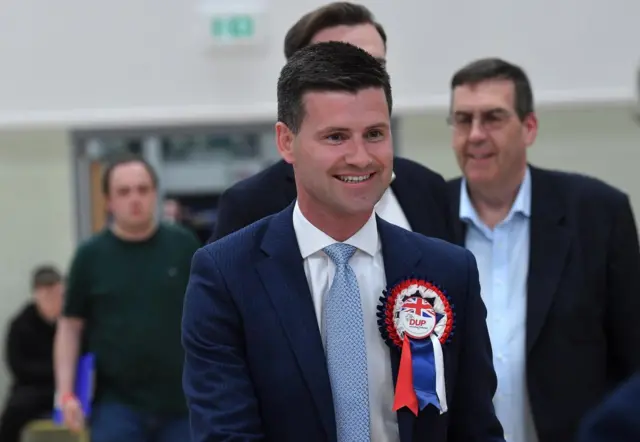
[[275, 122, 296, 164], [523, 112, 539, 147], [104, 194, 114, 214]]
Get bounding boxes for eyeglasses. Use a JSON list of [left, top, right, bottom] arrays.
[[446, 109, 514, 132]]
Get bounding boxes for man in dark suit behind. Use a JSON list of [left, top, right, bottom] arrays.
[[210, 2, 452, 243], [182, 42, 504, 441], [445, 57, 640, 441]]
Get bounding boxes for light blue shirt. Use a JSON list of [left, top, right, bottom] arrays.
[[460, 167, 538, 442]]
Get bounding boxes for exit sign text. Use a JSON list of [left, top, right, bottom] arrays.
[[210, 14, 259, 43]]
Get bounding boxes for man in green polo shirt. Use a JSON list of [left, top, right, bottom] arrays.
[[54, 153, 200, 442]]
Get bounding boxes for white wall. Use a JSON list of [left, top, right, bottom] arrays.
[[400, 104, 640, 220], [0, 0, 636, 127], [0, 131, 75, 399]]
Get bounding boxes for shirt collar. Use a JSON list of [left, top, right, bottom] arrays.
[[293, 201, 380, 258], [459, 166, 532, 226]]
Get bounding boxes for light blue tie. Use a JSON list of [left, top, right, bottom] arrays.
[[323, 243, 371, 442]]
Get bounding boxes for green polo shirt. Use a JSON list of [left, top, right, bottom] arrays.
[[63, 223, 200, 414]]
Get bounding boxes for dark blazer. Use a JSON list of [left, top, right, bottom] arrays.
[[0, 304, 56, 442], [578, 372, 640, 442], [183, 203, 504, 442], [210, 158, 453, 242], [447, 166, 640, 442]]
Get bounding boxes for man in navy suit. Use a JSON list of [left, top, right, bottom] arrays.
[[182, 42, 504, 442]]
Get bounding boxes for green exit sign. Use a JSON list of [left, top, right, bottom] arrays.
[[210, 15, 257, 41]]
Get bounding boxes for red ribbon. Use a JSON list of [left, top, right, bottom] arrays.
[[392, 334, 419, 416]]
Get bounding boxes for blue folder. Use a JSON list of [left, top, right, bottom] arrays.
[[53, 353, 95, 425]]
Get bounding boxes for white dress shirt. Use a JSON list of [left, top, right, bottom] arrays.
[[375, 174, 412, 231], [293, 202, 400, 442], [460, 167, 538, 442]]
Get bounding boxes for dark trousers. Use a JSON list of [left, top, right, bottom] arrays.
[[0, 386, 53, 442], [90, 400, 190, 442]]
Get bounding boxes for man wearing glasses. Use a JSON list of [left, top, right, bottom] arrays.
[[446, 57, 640, 442]]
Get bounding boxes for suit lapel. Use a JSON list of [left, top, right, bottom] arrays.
[[526, 167, 571, 353], [449, 170, 572, 354], [256, 204, 336, 440], [390, 172, 432, 236], [446, 178, 466, 246], [378, 218, 424, 442]]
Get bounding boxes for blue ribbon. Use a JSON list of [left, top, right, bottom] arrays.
[[409, 338, 439, 411]]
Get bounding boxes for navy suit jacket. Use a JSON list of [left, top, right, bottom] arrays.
[[578, 373, 640, 442], [182, 203, 504, 442]]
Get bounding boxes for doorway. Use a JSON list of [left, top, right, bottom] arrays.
[[71, 123, 277, 243]]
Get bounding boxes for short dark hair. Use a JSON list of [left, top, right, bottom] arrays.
[[277, 41, 392, 134], [101, 152, 158, 196], [451, 57, 534, 120], [284, 2, 387, 60], [32, 265, 62, 290]]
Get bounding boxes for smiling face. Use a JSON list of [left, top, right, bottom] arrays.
[[276, 87, 393, 222], [450, 79, 537, 189]]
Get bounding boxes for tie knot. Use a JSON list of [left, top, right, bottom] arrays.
[[323, 243, 357, 266]]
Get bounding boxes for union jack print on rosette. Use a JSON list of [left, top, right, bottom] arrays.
[[377, 277, 455, 416]]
